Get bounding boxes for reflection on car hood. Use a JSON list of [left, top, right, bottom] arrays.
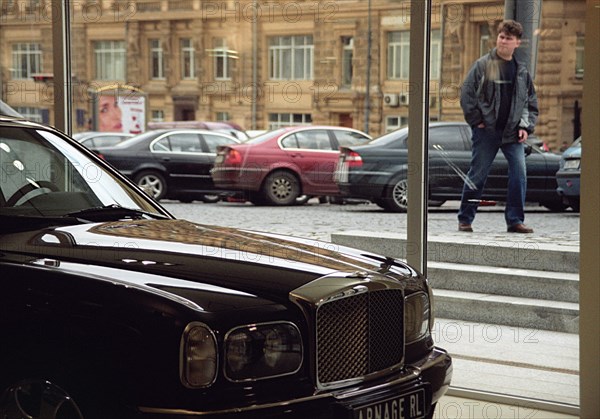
[[0, 219, 415, 306]]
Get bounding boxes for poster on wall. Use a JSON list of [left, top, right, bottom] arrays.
[[93, 85, 146, 134]]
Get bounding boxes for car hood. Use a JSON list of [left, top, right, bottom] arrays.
[[1, 219, 415, 308]]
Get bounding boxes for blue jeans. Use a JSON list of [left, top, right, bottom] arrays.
[[458, 127, 527, 227]]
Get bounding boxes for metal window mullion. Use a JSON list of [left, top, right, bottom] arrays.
[[52, 0, 72, 134], [406, 0, 431, 275]]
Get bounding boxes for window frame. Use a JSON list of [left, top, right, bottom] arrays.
[[11, 43, 42, 80], [93, 40, 126, 81]]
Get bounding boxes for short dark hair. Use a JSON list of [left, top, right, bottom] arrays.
[[498, 20, 524, 39]]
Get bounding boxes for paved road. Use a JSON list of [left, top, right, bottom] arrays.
[[162, 198, 580, 246]]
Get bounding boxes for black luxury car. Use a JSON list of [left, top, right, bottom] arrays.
[[335, 121, 566, 212], [94, 129, 241, 203], [0, 115, 451, 418]]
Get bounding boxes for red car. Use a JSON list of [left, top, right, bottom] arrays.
[[211, 126, 371, 205]]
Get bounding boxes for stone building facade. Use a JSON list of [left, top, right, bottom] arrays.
[[0, 0, 586, 149]]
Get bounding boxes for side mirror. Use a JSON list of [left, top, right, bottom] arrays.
[[524, 144, 533, 156]]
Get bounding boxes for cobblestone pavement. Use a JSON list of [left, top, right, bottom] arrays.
[[162, 198, 580, 247]]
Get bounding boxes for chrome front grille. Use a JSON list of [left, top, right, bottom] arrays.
[[316, 288, 404, 387]]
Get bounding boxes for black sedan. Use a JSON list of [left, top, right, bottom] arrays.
[[0, 115, 451, 418], [95, 129, 241, 203], [335, 121, 566, 212], [556, 136, 582, 211]]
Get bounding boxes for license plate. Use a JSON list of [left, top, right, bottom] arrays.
[[564, 159, 580, 169], [353, 388, 426, 419], [334, 163, 348, 183]]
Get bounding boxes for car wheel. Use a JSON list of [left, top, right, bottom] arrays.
[[262, 171, 300, 206], [201, 194, 221, 204], [134, 171, 167, 200], [568, 198, 580, 212], [382, 177, 409, 212], [0, 379, 84, 419]]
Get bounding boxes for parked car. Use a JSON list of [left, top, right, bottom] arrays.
[[335, 121, 566, 212], [211, 126, 372, 205], [556, 136, 582, 211], [0, 114, 451, 418], [72, 131, 134, 148], [94, 129, 241, 203]]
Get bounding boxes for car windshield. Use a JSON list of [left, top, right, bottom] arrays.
[[0, 126, 166, 220], [368, 127, 409, 147]]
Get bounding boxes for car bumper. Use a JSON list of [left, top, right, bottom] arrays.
[[211, 167, 263, 192], [337, 181, 386, 200], [556, 172, 580, 198], [138, 347, 452, 418]]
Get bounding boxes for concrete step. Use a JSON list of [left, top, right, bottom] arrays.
[[428, 261, 579, 303], [432, 290, 579, 334], [331, 231, 580, 333], [331, 231, 579, 273]]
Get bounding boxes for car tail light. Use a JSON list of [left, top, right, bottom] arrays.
[[343, 150, 363, 168], [224, 148, 242, 165]]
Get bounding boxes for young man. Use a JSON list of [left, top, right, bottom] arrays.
[[458, 20, 539, 233]]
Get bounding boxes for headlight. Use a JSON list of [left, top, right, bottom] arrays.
[[224, 322, 303, 382], [180, 322, 218, 388], [404, 292, 430, 343]]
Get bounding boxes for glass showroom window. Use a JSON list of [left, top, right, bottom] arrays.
[[3, 1, 589, 413], [11, 43, 41, 79], [150, 39, 164, 79], [181, 38, 196, 79], [94, 40, 126, 81], [268, 113, 312, 130], [269, 35, 313, 80]]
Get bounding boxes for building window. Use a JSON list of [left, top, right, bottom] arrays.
[[94, 40, 126, 80], [11, 43, 42, 79], [149, 39, 164, 79], [385, 116, 408, 132], [387, 31, 410, 80], [387, 30, 440, 80], [181, 38, 195, 79], [269, 35, 313, 80], [216, 111, 230, 121], [213, 38, 232, 80], [14, 106, 43, 122], [151, 110, 165, 122], [480, 24, 491, 56], [575, 34, 585, 79], [268, 113, 312, 130], [430, 30, 441, 80], [341, 36, 354, 87]]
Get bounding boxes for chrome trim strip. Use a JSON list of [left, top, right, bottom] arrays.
[[139, 348, 449, 416]]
